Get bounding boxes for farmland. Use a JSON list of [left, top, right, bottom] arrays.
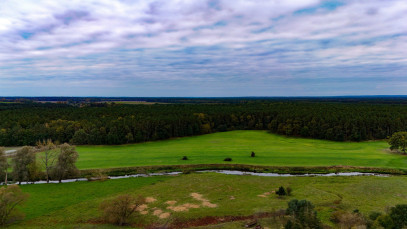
[[75, 130, 406, 170]]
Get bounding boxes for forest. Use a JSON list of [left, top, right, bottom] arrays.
[[1, 99, 407, 146]]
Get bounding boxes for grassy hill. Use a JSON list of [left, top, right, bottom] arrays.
[[75, 130, 406, 170]]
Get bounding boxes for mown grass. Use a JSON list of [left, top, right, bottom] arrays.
[[75, 130, 407, 170], [10, 173, 407, 228]]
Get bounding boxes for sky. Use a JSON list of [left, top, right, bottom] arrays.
[[0, 0, 406, 97]]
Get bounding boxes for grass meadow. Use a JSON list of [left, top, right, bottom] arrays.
[[11, 173, 407, 228], [75, 130, 406, 170]]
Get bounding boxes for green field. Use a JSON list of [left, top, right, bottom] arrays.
[[75, 130, 406, 170], [11, 173, 407, 228]]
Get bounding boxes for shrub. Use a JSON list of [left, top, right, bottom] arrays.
[[181, 156, 188, 160], [100, 194, 145, 226], [276, 186, 286, 196], [0, 185, 29, 226], [182, 169, 193, 174], [223, 157, 232, 161], [330, 210, 367, 228], [285, 199, 322, 229], [286, 187, 292, 196], [389, 204, 407, 228], [375, 214, 394, 229], [86, 170, 109, 181], [369, 211, 382, 221]]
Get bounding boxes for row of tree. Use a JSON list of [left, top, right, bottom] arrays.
[[0, 141, 79, 184], [1, 101, 407, 146]]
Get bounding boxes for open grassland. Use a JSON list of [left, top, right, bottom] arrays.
[[10, 173, 407, 228], [75, 130, 406, 170]]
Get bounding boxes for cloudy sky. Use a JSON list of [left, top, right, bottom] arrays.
[[0, 0, 406, 96]]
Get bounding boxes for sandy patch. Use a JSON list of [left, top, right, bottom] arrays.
[[136, 204, 148, 212], [140, 210, 148, 215], [145, 197, 157, 203], [191, 193, 205, 201], [183, 203, 200, 209], [165, 200, 177, 205], [153, 209, 163, 216], [258, 192, 272, 198], [167, 205, 188, 212], [167, 203, 201, 212], [190, 193, 217, 208], [202, 201, 217, 208], [159, 212, 170, 219]]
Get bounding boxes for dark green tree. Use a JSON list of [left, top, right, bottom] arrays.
[[388, 132, 407, 154]]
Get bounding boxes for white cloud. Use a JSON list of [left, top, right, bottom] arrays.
[[0, 0, 406, 96]]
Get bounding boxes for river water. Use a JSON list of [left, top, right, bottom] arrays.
[[3, 170, 390, 185]]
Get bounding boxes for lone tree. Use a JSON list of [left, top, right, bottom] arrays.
[[0, 185, 29, 226], [388, 132, 407, 154], [52, 143, 79, 183], [100, 194, 145, 226], [0, 148, 8, 185], [11, 147, 37, 184], [37, 139, 57, 183]]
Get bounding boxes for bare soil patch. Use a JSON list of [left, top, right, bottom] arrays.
[[190, 192, 217, 208], [146, 197, 157, 203]]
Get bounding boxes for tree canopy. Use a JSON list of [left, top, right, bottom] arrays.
[[388, 132, 407, 154], [0, 101, 407, 146]]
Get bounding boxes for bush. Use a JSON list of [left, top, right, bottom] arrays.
[[86, 170, 109, 181], [181, 156, 188, 160], [0, 185, 29, 226], [369, 211, 382, 221], [100, 194, 145, 226], [286, 187, 292, 196], [375, 214, 394, 229], [330, 210, 367, 228], [285, 199, 322, 229], [389, 204, 407, 228], [182, 169, 193, 174], [276, 186, 286, 196], [223, 157, 232, 161]]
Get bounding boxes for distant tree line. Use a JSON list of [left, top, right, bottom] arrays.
[[1, 101, 407, 146]]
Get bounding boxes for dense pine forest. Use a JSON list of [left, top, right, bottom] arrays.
[[1, 98, 407, 146]]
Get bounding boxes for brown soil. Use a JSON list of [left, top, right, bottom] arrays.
[[153, 209, 163, 216], [137, 204, 148, 211], [167, 203, 201, 212], [159, 212, 171, 219], [202, 201, 217, 208], [145, 197, 157, 203], [166, 200, 177, 205], [167, 205, 188, 212], [190, 193, 217, 208]]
